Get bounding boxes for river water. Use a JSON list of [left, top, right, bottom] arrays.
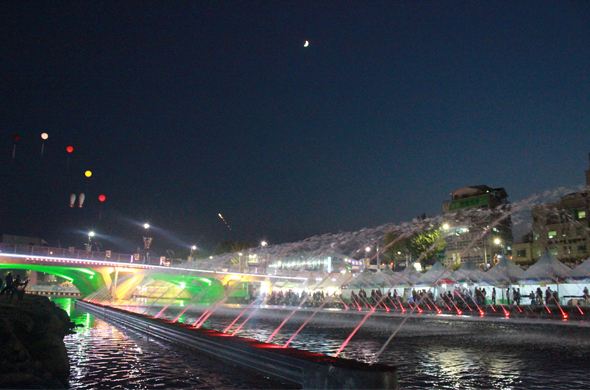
[[58, 298, 590, 389]]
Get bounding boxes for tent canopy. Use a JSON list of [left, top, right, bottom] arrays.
[[480, 256, 523, 285], [519, 250, 571, 283], [453, 261, 486, 283], [417, 261, 454, 285], [568, 256, 590, 280]]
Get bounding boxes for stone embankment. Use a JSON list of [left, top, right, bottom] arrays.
[[0, 294, 75, 389]]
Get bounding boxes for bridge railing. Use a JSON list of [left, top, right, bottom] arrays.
[[0, 243, 136, 263], [0, 243, 314, 278], [0, 243, 199, 268]]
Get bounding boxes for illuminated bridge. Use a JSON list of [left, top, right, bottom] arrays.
[[0, 243, 307, 301]]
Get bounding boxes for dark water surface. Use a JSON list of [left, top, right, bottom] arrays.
[[167, 304, 590, 390], [60, 298, 590, 389], [56, 299, 294, 389]]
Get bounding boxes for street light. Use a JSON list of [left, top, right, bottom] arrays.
[[190, 245, 197, 261], [261, 241, 268, 273], [238, 252, 243, 271], [87, 231, 95, 252], [494, 238, 505, 257], [143, 223, 151, 264]]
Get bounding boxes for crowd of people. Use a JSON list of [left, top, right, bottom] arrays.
[[259, 284, 575, 311], [0, 272, 29, 301], [345, 286, 567, 311], [265, 289, 331, 307]]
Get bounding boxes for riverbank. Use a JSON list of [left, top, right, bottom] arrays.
[[0, 294, 76, 389]]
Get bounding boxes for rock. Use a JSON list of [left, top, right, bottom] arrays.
[[0, 294, 74, 388]]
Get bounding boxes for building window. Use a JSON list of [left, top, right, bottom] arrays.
[[577, 227, 584, 236], [534, 233, 540, 241], [563, 246, 571, 255], [549, 247, 558, 256], [562, 229, 568, 237], [516, 249, 527, 258], [548, 231, 557, 239], [578, 211, 587, 220], [579, 245, 588, 252]]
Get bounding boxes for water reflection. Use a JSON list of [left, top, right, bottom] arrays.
[[171, 306, 590, 390], [54, 299, 293, 389], [56, 298, 590, 389]]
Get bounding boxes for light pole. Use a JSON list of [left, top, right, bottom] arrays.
[[87, 231, 95, 252], [494, 237, 505, 258], [238, 252, 243, 272], [365, 246, 371, 269], [261, 241, 268, 273], [190, 245, 197, 262], [143, 223, 151, 264]]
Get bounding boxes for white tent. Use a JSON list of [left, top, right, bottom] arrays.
[[452, 261, 486, 284], [568, 256, 590, 281], [345, 270, 388, 289], [480, 256, 523, 285], [391, 267, 422, 286], [417, 261, 454, 285], [519, 250, 571, 283]]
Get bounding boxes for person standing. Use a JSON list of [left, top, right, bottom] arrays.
[[0, 272, 13, 295], [536, 287, 543, 305], [492, 287, 497, 305], [9, 274, 21, 301]]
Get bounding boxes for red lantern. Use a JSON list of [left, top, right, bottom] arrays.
[[98, 195, 106, 202], [13, 135, 20, 141], [67, 146, 74, 153]]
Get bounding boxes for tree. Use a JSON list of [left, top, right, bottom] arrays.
[[213, 240, 252, 256], [382, 228, 411, 265], [383, 214, 446, 268]]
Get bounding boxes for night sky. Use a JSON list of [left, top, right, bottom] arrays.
[[2, 2, 590, 255]]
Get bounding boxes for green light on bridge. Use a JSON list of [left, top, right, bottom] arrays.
[[54, 273, 74, 283]]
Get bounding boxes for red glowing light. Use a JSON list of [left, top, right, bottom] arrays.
[[67, 146, 74, 153], [98, 194, 106, 202], [13, 134, 20, 141]]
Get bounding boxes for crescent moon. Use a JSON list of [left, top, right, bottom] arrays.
[[304, 40, 309, 47]]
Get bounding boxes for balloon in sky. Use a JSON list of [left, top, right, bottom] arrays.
[[98, 195, 106, 202], [78, 193, 85, 208], [85, 170, 92, 177], [66, 146, 74, 153], [40, 133, 48, 156], [12, 135, 19, 158], [69, 194, 76, 207]]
